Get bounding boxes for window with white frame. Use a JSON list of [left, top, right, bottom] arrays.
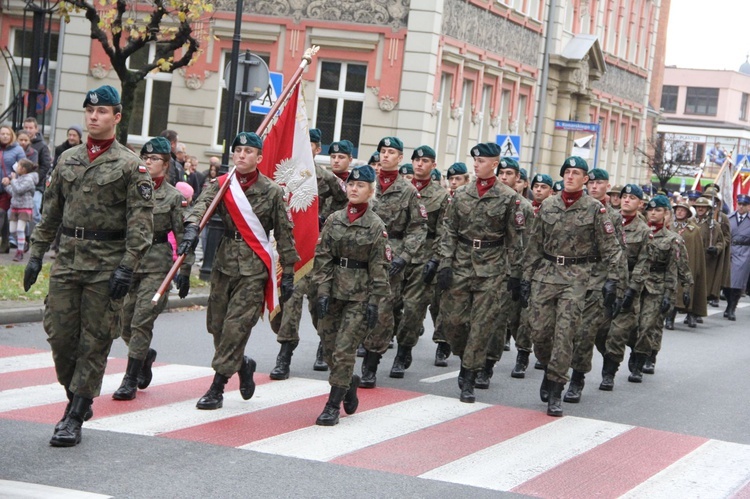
[[126, 43, 173, 141], [314, 61, 366, 157]]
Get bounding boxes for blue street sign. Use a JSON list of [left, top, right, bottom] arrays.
[[496, 134, 521, 160], [250, 72, 283, 115], [554, 120, 599, 132]]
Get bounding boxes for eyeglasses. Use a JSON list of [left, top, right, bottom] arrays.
[[141, 155, 164, 163]]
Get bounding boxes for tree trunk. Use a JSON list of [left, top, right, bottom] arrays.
[[118, 79, 138, 146]]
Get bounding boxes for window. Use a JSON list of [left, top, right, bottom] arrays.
[[741, 93, 749, 121], [314, 61, 366, 157], [684, 87, 718, 116], [127, 43, 173, 140], [660, 85, 678, 113]]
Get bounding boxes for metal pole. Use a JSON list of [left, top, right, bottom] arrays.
[[49, 11, 66, 144], [530, 0, 557, 179]]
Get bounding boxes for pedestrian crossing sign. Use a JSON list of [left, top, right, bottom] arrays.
[[496, 135, 521, 160]]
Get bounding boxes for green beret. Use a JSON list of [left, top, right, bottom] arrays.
[[411, 145, 436, 160], [231, 132, 263, 151], [559, 156, 589, 177], [430, 168, 442, 181], [621, 184, 643, 199], [309, 128, 322, 144], [368, 152, 380, 165], [347, 164, 376, 183], [553, 180, 564, 192], [647, 194, 671, 210], [399, 163, 414, 175], [587, 168, 609, 181], [496, 157, 520, 172], [328, 141, 352, 155], [378, 136, 404, 152], [531, 173, 553, 188], [447, 162, 468, 178], [520, 168, 528, 182], [470, 142, 501, 158], [83, 85, 120, 107], [140, 137, 171, 156]]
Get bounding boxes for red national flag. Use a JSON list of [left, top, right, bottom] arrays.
[[261, 81, 319, 282]]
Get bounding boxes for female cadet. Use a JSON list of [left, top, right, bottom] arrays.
[[313, 164, 390, 426], [112, 136, 193, 400]]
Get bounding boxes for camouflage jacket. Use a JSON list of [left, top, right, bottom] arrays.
[[631, 227, 690, 296], [316, 164, 348, 219], [504, 196, 534, 276], [313, 207, 390, 304], [30, 142, 154, 273], [621, 215, 651, 289], [411, 179, 449, 264], [523, 193, 622, 285], [587, 202, 628, 291], [440, 180, 524, 278], [186, 173, 299, 276], [372, 174, 427, 264]]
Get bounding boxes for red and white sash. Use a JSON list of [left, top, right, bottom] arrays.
[[218, 173, 278, 312]]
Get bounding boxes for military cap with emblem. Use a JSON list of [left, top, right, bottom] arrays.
[[140, 136, 171, 156], [531, 173, 553, 188], [470, 142, 502, 158], [559, 155, 589, 176], [701, 186, 720, 199], [328, 141, 352, 156], [368, 151, 380, 165], [341, 139, 354, 152], [673, 200, 693, 212], [687, 190, 702, 200], [588, 168, 609, 181], [83, 85, 121, 107], [553, 180, 564, 192], [411, 145, 436, 161], [737, 194, 750, 205], [346, 164, 376, 183], [608, 184, 624, 195], [231, 131, 263, 151], [378, 136, 404, 152], [430, 168, 442, 181], [620, 183, 644, 200], [692, 196, 712, 207], [399, 163, 414, 175], [520, 168, 528, 182], [495, 156, 519, 173], [446, 162, 468, 178], [309, 128, 322, 144], [647, 194, 671, 210]]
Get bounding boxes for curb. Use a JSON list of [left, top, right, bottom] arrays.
[[0, 293, 210, 326]]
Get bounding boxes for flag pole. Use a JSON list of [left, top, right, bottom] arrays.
[[151, 46, 320, 305]]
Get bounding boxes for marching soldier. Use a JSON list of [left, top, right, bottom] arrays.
[[692, 194, 727, 308], [607, 185, 623, 209], [446, 162, 471, 197], [399, 163, 414, 181], [670, 201, 707, 328], [726, 194, 750, 320]]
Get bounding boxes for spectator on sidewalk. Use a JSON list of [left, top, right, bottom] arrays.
[[0, 125, 26, 253], [53, 125, 83, 168], [2, 159, 38, 261], [22, 117, 51, 227], [16, 131, 40, 166]]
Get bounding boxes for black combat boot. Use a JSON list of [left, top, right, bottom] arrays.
[[356, 343, 366, 358], [460, 370, 476, 403], [360, 350, 381, 388], [434, 342, 451, 367], [728, 289, 740, 321], [55, 389, 93, 433], [50, 395, 92, 447], [628, 351, 635, 373], [196, 373, 229, 410], [628, 353, 646, 383], [539, 366, 550, 402], [343, 375, 360, 415], [563, 370, 585, 403], [137, 348, 157, 389], [238, 356, 257, 400], [390, 345, 411, 378], [686, 313, 697, 328], [457, 366, 466, 389], [112, 357, 144, 401], [664, 309, 676, 330], [547, 381, 565, 417], [534, 360, 545, 370], [270, 342, 298, 380], [511, 350, 530, 379], [642, 350, 657, 375], [313, 342, 329, 371], [599, 355, 619, 391], [474, 359, 495, 389], [504, 330, 511, 351], [315, 386, 348, 426]]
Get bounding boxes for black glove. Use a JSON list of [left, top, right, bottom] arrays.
[[318, 215, 326, 231], [610, 298, 623, 319], [317, 295, 329, 319], [602, 279, 618, 308], [660, 296, 672, 315], [280, 272, 294, 303], [682, 290, 691, 309], [507, 277, 522, 301], [707, 246, 718, 257], [24, 256, 43, 292], [520, 279, 531, 309], [365, 303, 378, 330], [108, 265, 134, 300], [621, 287, 637, 311], [437, 267, 453, 291], [174, 273, 190, 299], [389, 256, 406, 277], [177, 223, 200, 256], [422, 259, 439, 284]]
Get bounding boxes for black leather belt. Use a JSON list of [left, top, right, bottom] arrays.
[[333, 256, 368, 269], [650, 264, 668, 272], [224, 230, 244, 241], [732, 241, 750, 246], [543, 252, 600, 265], [458, 234, 504, 249], [152, 232, 169, 244], [389, 231, 405, 240], [62, 226, 126, 241]]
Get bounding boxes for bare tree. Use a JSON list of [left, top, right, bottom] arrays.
[[636, 132, 693, 191]]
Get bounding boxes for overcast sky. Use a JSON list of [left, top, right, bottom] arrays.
[[665, 0, 750, 71]]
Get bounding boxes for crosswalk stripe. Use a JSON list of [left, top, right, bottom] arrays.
[[0, 352, 54, 374], [419, 370, 460, 383], [0, 479, 112, 498], [0, 346, 43, 358]]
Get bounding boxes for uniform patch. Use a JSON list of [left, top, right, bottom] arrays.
[[600, 206, 607, 213], [515, 211, 525, 227], [416, 192, 422, 199], [383, 231, 388, 238], [385, 246, 393, 262], [515, 199, 521, 205], [648, 233, 654, 239], [137, 181, 153, 201], [181, 200, 188, 207], [603, 220, 614, 234], [622, 232, 627, 245], [138, 165, 147, 173], [419, 205, 428, 218]]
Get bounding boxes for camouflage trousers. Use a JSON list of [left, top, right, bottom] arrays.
[[640, 291, 666, 355], [604, 289, 644, 363], [206, 269, 265, 378], [363, 270, 404, 354], [121, 272, 169, 360], [273, 273, 318, 343], [571, 289, 612, 373], [395, 263, 434, 348], [441, 273, 504, 372], [528, 280, 586, 384], [487, 284, 523, 361], [430, 286, 446, 343], [44, 272, 122, 398], [317, 298, 369, 389]]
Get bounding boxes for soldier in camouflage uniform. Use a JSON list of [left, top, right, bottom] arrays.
[[24, 85, 154, 447], [360, 136, 427, 388], [269, 130, 349, 380], [179, 132, 299, 410], [438, 143, 524, 404], [390, 146, 449, 378], [112, 137, 193, 401], [607, 185, 623, 209], [521, 156, 621, 417], [313, 164, 389, 426]]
